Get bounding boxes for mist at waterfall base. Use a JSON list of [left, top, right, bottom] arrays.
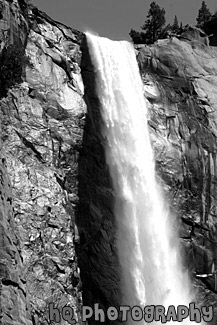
[[86, 33, 204, 324]]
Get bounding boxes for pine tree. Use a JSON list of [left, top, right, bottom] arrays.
[[129, 29, 146, 44], [129, 2, 166, 44], [179, 22, 183, 34], [196, 1, 212, 27], [141, 2, 166, 44], [172, 15, 179, 33]]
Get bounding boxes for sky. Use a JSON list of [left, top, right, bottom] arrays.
[[32, 0, 217, 40]]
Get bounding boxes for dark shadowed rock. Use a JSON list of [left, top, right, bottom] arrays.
[[75, 38, 121, 324]]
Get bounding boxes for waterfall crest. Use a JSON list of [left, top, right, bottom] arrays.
[[86, 32, 203, 324]]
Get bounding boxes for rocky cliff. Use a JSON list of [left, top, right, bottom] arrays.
[[1, 1, 217, 324], [136, 33, 217, 321], [0, 1, 85, 324]]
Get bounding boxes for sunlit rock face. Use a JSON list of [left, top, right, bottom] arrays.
[[0, 1, 85, 324], [137, 36, 217, 320], [0, 2, 31, 324]]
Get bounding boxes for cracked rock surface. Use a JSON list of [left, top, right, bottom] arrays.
[[137, 36, 217, 321], [0, 1, 85, 324]]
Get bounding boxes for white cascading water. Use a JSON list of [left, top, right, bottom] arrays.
[[86, 33, 203, 324]]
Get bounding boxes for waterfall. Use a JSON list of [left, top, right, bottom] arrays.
[[86, 33, 204, 324]]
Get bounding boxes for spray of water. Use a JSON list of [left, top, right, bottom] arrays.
[[86, 32, 204, 324]]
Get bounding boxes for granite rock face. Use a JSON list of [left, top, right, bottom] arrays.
[[137, 36, 217, 319], [0, 1, 85, 324], [0, 0, 28, 48], [0, 2, 32, 324]]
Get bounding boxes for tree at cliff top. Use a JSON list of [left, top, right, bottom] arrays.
[[171, 15, 179, 34], [196, 1, 212, 28], [141, 2, 166, 44], [179, 22, 183, 33], [129, 29, 146, 44], [130, 2, 166, 44]]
